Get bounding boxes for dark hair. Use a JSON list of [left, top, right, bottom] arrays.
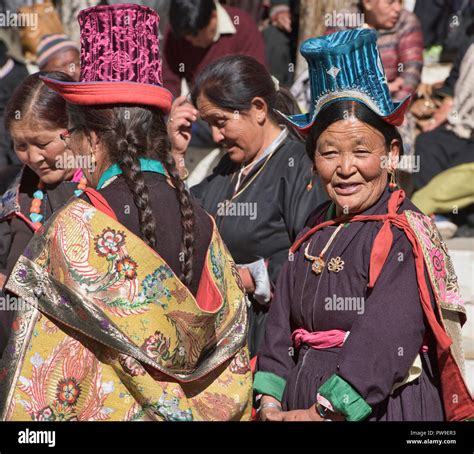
[[67, 104, 195, 286], [169, 0, 216, 37], [306, 100, 403, 160], [4, 71, 73, 130], [191, 55, 302, 140]]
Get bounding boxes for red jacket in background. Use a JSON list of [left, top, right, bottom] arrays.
[[162, 5, 267, 97]]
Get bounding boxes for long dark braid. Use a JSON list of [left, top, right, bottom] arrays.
[[67, 104, 195, 286], [151, 112, 195, 287], [117, 135, 157, 249]]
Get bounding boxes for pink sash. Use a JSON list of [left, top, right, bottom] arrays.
[[292, 328, 348, 350]]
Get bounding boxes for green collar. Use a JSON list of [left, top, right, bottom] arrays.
[[324, 202, 350, 227], [324, 202, 336, 221], [96, 158, 167, 190]]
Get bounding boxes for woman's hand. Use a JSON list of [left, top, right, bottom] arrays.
[[271, 10, 292, 33], [258, 395, 283, 421], [265, 404, 322, 421], [167, 96, 198, 156], [265, 404, 346, 422], [0, 273, 6, 289], [420, 96, 454, 132], [238, 266, 256, 294]]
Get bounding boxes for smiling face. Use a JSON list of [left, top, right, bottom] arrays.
[[9, 116, 75, 184], [197, 94, 267, 164], [313, 117, 399, 216]]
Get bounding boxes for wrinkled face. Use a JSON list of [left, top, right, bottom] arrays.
[[197, 94, 265, 164], [364, 0, 401, 29], [313, 118, 399, 216], [10, 116, 74, 184], [41, 48, 81, 81], [183, 12, 218, 48]]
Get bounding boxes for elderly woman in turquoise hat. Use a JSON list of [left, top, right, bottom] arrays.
[[255, 28, 473, 422]]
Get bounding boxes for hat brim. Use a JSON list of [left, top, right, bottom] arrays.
[[39, 76, 173, 114], [281, 95, 412, 134]]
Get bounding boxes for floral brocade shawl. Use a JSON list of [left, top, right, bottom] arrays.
[[0, 198, 252, 421]]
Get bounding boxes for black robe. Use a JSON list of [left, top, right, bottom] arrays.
[[191, 137, 327, 356], [97, 172, 213, 297]]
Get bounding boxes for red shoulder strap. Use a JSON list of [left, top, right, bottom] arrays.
[[82, 187, 117, 221]]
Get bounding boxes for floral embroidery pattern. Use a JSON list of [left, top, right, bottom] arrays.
[[56, 378, 81, 406], [17, 338, 112, 421], [95, 229, 126, 259], [115, 257, 138, 280], [229, 349, 251, 375], [170, 285, 188, 305], [118, 354, 146, 377], [146, 392, 193, 421], [41, 318, 59, 335], [406, 211, 464, 311], [136, 266, 174, 309], [429, 247, 446, 280], [193, 392, 237, 421], [142, 331, 172, 362], [1, 198, 251, 421]]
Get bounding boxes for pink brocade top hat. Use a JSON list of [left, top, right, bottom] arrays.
[[40, 3, 172, 113]]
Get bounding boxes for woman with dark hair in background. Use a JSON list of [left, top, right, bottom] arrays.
[[0, 71, 86, 356], [0, 5, 251, 421], [168, 55, 326, 358], [255, 29, 472, 422]]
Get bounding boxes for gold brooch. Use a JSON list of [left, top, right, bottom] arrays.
[[327, 256, 344, 273]]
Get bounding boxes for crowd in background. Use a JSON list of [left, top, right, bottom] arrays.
[[0, 1, 472, 422]]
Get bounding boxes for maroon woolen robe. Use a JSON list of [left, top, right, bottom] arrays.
[[257, 187, 446, 420]]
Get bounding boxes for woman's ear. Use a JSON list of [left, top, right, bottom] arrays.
[[87, 131, 101, 152], [388, 139, 401, 172], [250, 97, 268, 125]]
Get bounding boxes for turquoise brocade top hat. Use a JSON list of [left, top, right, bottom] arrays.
[[283, 28, 411, 132]]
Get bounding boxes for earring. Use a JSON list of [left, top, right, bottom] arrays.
[[89, 147, 97, 172], [389, 171, 397, 190], [307, 165, 316, 191]]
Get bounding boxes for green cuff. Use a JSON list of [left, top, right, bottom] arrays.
[[253, 371, 286, 402], [318, 374, 372, 421]]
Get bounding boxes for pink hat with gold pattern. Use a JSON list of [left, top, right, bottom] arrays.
[[40, 3, 172, 113]]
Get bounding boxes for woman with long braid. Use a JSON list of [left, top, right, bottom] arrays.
[[0, 4, 251, 421]]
